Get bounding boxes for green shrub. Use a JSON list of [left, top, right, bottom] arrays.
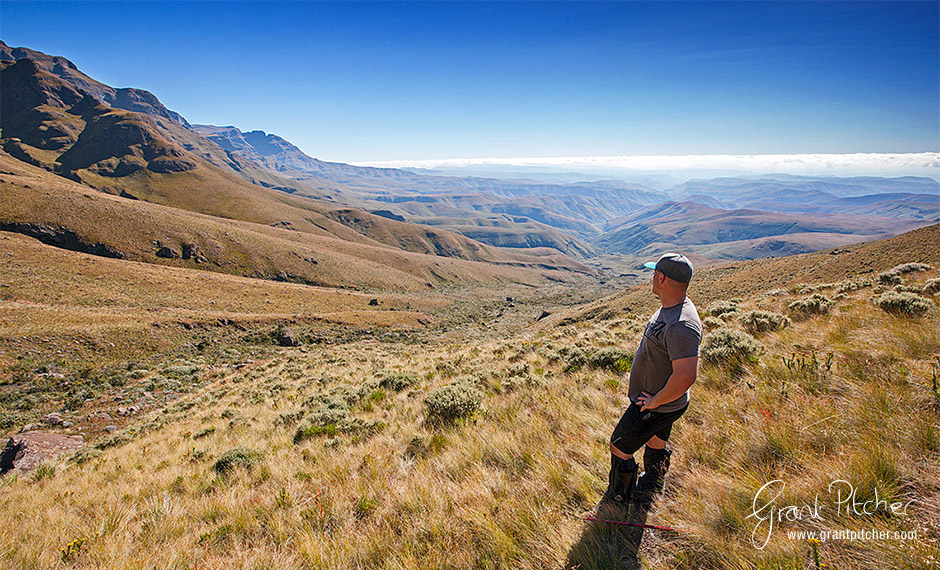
[[162, 364, 200, 380], [192, 426, 216, 439], [588, 347, 634, 373], [145, 375, 181, 391], [923, 278, 940, 296], [701, 328, 762, 373], [740, 310, 790, 335], [878, 262, 932, 284], [874, 291, 931, 318], [558, 346, 590, 372], [702, 316, 724, 331], [707, 301, 739, 317], [787, 294, 834, 321], [379, 371, 419, 391], [213, 447, 262, 474], [835, 278, 872, 294], [293, 397, 350, 443], [292, 393, 385, 443], [425, 381, 483, 423]]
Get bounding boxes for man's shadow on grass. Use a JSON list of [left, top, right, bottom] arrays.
[[566, 501, 649, 570]]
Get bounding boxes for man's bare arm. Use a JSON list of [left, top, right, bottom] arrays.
[[636, 355, 698, 411]]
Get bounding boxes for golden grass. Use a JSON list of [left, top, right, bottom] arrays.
[[0, 231, 441, 337], [1, 263, 938, 569]]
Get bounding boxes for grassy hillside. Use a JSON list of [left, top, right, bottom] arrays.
[[598, 201, 929, 259], [0, 226, 937, 569], [549, 223, 940, 326], [0, 56, 590, 273], [0, 154, 588, 291]]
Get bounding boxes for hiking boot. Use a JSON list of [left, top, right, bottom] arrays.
[[634, 446, 671, 509]]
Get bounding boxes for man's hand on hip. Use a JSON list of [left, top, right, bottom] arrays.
[[637, 391, 661, 412]]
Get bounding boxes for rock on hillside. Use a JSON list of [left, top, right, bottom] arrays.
[[0, 431, 85, 475]]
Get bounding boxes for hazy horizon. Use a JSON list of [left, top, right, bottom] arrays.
[[359, 152, 940, 182]]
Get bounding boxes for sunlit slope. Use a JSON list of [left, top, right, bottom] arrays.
[[0, 156, 586, 290], [0, 55, 588, 272], [1, 228, 936, 570], [0, 231, 442, 336], [542, 223, 940, 326]]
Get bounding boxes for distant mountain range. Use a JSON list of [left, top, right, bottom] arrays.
[[0, 41, 589, 290], [1, 39, 937, 269], [598, 201, 929, 260]]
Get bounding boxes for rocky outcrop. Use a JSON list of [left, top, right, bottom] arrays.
[[181, 243, 208, 263], [1, 431, 85, 475], [155, 245, 179, 258], [0, 222, 125, 259]]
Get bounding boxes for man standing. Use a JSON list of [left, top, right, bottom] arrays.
[[601, 253, 701, 511]]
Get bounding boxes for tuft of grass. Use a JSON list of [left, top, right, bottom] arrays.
[[740, 310, 790, 336], [873, 291, 932, 318], [213, 447, 263, 474], [701, 328, 762, 374], [424, 379, 483, 423], [787, 293, 834, 321]]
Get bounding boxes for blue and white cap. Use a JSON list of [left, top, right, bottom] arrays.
[[644, 253, 693, 284]]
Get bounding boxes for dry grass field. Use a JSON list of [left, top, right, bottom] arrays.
[[1, 227, 938, 569]]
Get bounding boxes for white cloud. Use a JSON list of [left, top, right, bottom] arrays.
[[357, 152, 940, 178]]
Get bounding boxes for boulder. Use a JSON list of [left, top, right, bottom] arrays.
[[181, 243, 208, 263], [1, 431, 85, 475], [41, 413, 64, 426], [155, 246, 179, 259], [276, 328, 297, 347]]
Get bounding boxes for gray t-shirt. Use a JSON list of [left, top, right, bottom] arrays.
[[627, 298, 702, 413]]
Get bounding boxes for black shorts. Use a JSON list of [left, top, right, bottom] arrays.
[[610, 402, 688, 455]]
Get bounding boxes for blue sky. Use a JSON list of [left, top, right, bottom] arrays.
[[2, 1, 938, 163]]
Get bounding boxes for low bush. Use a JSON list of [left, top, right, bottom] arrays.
[[835, 278, 872, 294], [701, 328, 762, 373], [702, 316, 724, 331], [213, 447, 262, 474], [878, 262, 932, 284], [874, 291, 931, 318], [425, 380, 483, 423], [707, 301, 739, 318], [787, 294, 834, 321], [922, 278, 940, 296], [192, 426, 216, 439], [557, 346, 589, 372], [740, 310, 790, 336], [379, 371, 419, 391], [587, 347, 633, 374], [292, 391, 386, 443], [162, 364, 200, 380]]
